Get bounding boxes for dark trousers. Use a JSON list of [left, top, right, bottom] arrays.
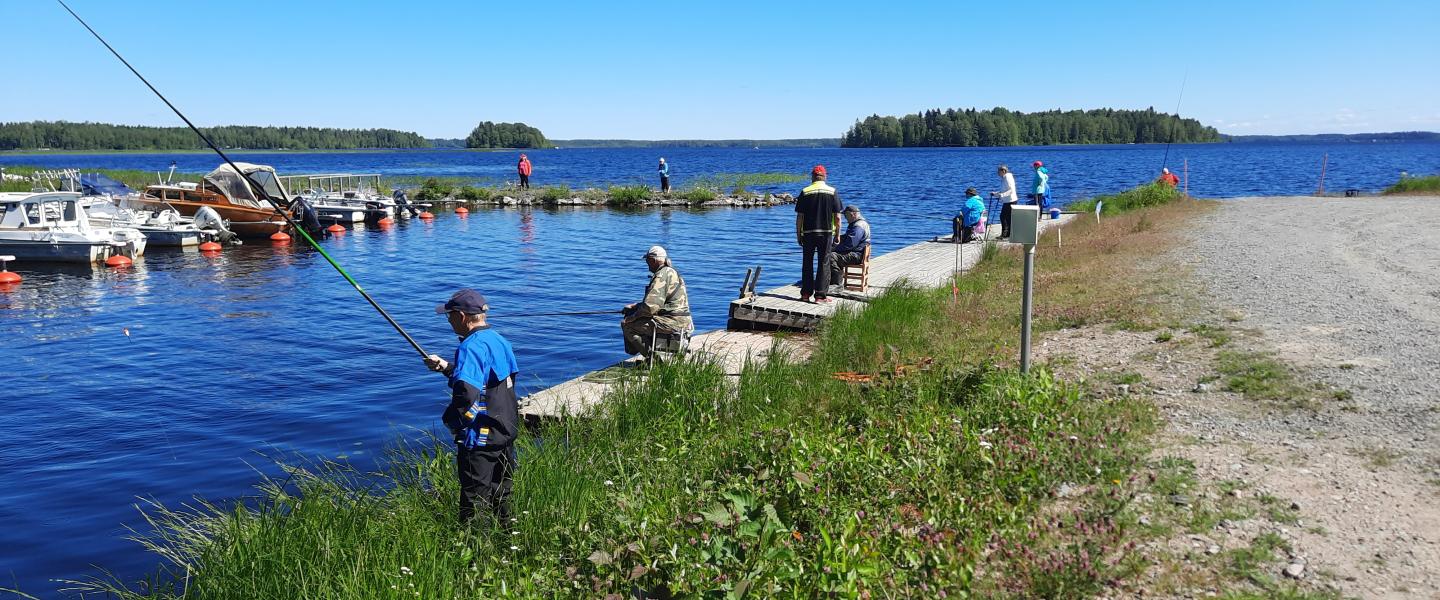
[[457, 445, 515, 524], [829, 249, 864, 284], [1000, 202, 1014, 236], [800, 232, 833, 299], [953, 218, 975, 243], [519, 174, 530, 189], [1031, 193, 1047, 215], [660, 175, 670, 192]]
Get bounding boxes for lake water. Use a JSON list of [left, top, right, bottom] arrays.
[[1, 143, 1437, 596]]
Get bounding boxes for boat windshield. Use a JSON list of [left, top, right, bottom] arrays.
[[26, 199, 78, 226]]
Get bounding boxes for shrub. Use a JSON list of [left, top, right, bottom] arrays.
[[677, 187, 717, 204], [537, 185, 571, 204], [414, 177, 454, 202], [1382, 174, 1440, 195], [1070, 182, 1182, 215], [607, 184, 652, 207], [456, 185, 496, 202]]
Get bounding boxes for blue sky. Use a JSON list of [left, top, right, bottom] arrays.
[[3, 0, 1437, 139]]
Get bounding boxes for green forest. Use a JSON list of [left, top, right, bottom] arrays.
[[465, 122, 550, 149], [0, 121, 430, 151], [841, 107, 1221, 147]]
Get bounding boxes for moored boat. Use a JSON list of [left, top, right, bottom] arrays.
[[0, 191, 147, 263], [136, 163, 290, 239]]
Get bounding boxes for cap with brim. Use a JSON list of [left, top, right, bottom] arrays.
[[644, 245, 667, 260], [843, 205, 859, 214], [436, 288, 488, 314], [812, 165, 827, 177]]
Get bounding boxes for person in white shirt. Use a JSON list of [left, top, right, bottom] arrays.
[[990, 165, 1018, 238]]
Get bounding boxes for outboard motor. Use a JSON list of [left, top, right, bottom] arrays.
[[290, 196, 325, 237], [393, 189, 420, 218], [193, 206, 241, 245]]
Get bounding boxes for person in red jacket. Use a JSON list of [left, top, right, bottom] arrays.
[[1157, 167, 1179, 187], [517, 154, 533, 189]]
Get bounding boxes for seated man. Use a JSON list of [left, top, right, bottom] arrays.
[[621, 245, 694, 359], [828, 205, 870, 286]]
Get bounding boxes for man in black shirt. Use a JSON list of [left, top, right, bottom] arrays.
[[794, 165, 844, 303]]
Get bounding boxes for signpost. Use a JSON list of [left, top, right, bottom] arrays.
[[1010, 205, 1040, 373]]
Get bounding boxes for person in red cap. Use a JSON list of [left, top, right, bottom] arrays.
[[517, 153, 533, 189], [794, 165, 843, 303]]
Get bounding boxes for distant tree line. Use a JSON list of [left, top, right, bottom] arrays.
[[841, 107, 1221, 147], [465, 122, 550, 149], [554, 138, 839, 148], [0, 121, 431, 150], [1223, 131, 1440, 143]]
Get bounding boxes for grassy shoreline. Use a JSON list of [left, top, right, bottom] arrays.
[[68, 185, 1301, 598]]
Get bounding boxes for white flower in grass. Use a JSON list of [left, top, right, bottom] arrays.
[[604, 480, 614, 486], [511, 545, 520, 551], [978, 440, 993, 449]]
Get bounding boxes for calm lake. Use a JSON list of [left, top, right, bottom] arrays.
[[1, 143, 1437, 595]]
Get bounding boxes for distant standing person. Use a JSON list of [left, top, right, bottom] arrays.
[[1030, 161, 1050, 216], [517, 153, 532, 189], [794, 165, 843, 304], [658, 157, 670, 193], [991, 165, 1018, 238], [423, 289, 520, 524], [1158, 167, 1179, 187]]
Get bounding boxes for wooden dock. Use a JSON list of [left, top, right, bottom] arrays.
[[520, 214, 1074, 418], [728, 215, 1074, 330]]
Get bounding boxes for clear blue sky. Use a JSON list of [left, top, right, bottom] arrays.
[[4, 0, 1437, 139]]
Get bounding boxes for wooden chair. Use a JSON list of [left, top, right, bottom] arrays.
[[842, 245, 871, 292]]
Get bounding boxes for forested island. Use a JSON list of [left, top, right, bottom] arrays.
[[0, 121, 429, 151], [841, 107, 1221, 147], [463, 122, 550, 149]]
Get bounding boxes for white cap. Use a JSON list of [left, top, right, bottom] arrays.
[[644, 245, 667, 260]]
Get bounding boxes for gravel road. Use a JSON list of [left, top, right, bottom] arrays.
[[1181, 195, 1440, 450]]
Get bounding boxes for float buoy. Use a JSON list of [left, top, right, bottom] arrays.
[[105, 254, 133, 268], [0, 255, 19, 284], [419, 211, 435, 220], [455, 207, 469, 215], [198, 241, 222, 252], [377, 217, 395, 226], [327, 224, 346, 233], [270, 231, 291, 243]]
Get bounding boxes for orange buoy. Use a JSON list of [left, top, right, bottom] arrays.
[[270, 231, 291, 243], [419, 211, 435, 220], [198, 241, 222, 252], [377, 216, 395, 226], [455, 206, 470, 214], [105, 254, 133, 268], [326, 224, 346, 233], [0, 256, 19, 284]]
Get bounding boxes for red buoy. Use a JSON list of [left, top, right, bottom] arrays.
[[419, 211, 435, 220], [105, 254, 133, 268], [327, 224, 347, 233], [0, 255, 19, 284], [270, 231, 291, 243], [455, 206, 470, 215], [377, 216, 395, 226], [198, 241, 222, 252]]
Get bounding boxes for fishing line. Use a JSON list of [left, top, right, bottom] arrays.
[[59, 0, 429, 358], [488, 309, 624, 318], [1160, 69, 1188, 172]]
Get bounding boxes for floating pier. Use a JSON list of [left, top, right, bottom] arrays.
[[520, 214, 1073, 418]]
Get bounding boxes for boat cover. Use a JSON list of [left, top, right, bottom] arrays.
[[203, 163, 291, 209], [67, 173, 133, 197]]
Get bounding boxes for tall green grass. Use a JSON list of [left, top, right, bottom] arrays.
[[689, 172, 806, 195], [1382, 174, 1440, 195], [605, 184, 652, 207], [1069, 182, 1183, 215]]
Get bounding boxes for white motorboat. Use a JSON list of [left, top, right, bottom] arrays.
[[0, 191, 147, 263], [281, 173, 395, 223], [63, 172, 220, 247]]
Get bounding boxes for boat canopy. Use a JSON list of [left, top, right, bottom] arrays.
[[203, 163, 291, 209], [65, 173, 133, 197]]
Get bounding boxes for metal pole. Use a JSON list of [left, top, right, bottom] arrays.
[[1020, 244, 1035, 373]]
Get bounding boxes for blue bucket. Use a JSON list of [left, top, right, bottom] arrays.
[[1049, 207, 1061, 220]]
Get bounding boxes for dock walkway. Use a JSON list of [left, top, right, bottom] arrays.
[[521, 215, 1073, 418]]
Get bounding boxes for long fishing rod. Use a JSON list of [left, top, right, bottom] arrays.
[[1160, 69, 1188, 172], [58, 0, 429, 358]]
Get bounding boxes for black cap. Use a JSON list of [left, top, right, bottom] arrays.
[[436, 288, 488, 314], [843, 204, 860, 214]]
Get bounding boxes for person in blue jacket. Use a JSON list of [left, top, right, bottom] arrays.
[[658, 157, 671, 193], [955, 187, 987, 243], [1030, 160, 1050, 216], [424, 288, 520, 524]]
